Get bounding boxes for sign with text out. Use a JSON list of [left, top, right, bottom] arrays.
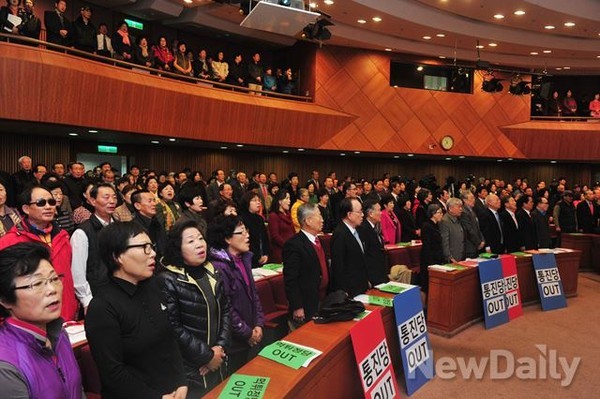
[[532, 253, 567, 311]]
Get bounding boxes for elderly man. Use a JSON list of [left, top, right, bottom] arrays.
[[283, 203, 327, 327], [478, 194, 505, 254], [460, 192, 485, 258], [532, 197, 552, 249], [440, 198, 465, 263], [358, 199, 387, 286]]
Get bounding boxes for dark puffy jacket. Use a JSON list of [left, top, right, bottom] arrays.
[[158, 262, 231, 390], [207, 248, 264, 351]]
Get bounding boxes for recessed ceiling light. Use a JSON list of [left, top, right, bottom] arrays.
[[423, 36, 432, 40], [563, 66, 571, 70], [476, 45, 485, 49], [282, 150, 289, 153], [68, 133, 78, 136], [497, 159, 503, 162], [555, 67, 562, 70], [544, 25, 555, 30], [298, 148, 305, 151], [393, 155, 400, 159], [530, 51, 539, 55], [236, 144, 244, 147], [543, 50, 552, 53], [357, 19, 366, 24], [151, 140, 159, 144], [445, 157, 452, 160], [459, 155, 465, 159], [340, 153, 346, 156], [309, 2, 317, 8], [436, 33, 445, 38], [407, 153, 414, 157], [184, 0, 192, 3], [354, 151, 361, 154], [385, 48, 392, 52], [220, 146, 228, 149], [564, 22, 575, 27], [372, 17, 382, 22], [169, 138, 176, 142], [324, 0, 334, 4], [514, 10, 526, 16], [488, 43, 498, 47], [416, 66, 424, 71], [507, 158, 513, 161], [493, 14, 505, 20], [597, 55, 600, 58], [550, 160, 557, 164], [88, 129, 98, 133], [439, 55, 446, 59]]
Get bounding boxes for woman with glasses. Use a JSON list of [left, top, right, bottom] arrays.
[[0, 242, 83, 398], [85, 222, 187, 399], [207, 215, 264, 374], [419, 204, 445, 306], [0, 185, 78, 321], [239, 192, 270, 268], [158, 219, 231, 397]]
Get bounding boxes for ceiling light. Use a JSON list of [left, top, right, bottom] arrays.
[[439, 55, 446, 59], [436, 33, 445, 38], [385, 48, 392, 52], [488, 43, 498, 47], [555, 67, 562, 70], [493, 14, 504, 19], [309, 2, 317, 8], [372, 17, 382, 22], [394, 155, 400, 159], [151, 140, 159, 144], [88, 129, 98, 133], [530, 51, 539, 55], [416, 66, 424, 71], [282, 150, 289, 153], [514, 10, 526, 16], [357, 19, 366, 24], [497, 159, 503, 162], [324, 0, 334, 4], [507, 158, 513, 161], [169, 138, 176, 142], [550, 160, 557, 164], [543, 50, 552, 53], [445, 157, 452, 160], [184, 0, 192, 3], [354, 151, 361, 154], [340, 153, 346, 156], [459, 155, 465, 159], [423, 36, 432, 40], [563, 66, 571, 70], [544, 25, 555, 30], [407, 153, 414, 157], [298, 148, 305, 151], [68, 133, 78, 136], [476, 45, 485, 49], [564, 22, 575, 27], [220, 146, 228, 149]]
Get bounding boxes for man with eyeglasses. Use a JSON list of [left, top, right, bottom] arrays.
[[70, 183, 117, 314], [0, 185, 78, 321]]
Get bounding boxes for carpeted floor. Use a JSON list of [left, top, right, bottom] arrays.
[[403, 275, 600, 398]]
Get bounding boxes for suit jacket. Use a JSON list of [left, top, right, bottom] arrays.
[[531, 209, 552, 248], [380, 210, 401, 245], [358, 220, 387, 286], [461, 205, 484, 258], [439, 213, 465, 262], [478, 208, 504, 254], [576, 200, 598, 233], [398, 207, 419, 241], [330, 222, 369, 297], [206, 181, 221, 203], [44, 10, 72, 46], [230, 179, 246, 204], [516, 209, 537, 250], [282, 232, 324, 319], [499, 209, 522, 253], [474, 198, 487, 219]]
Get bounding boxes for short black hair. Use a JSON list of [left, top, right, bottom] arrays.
[[0, 242, 51, 314], [98, 221, 147, 274], [269, 188, 289, 213], [316, 188, 329, 200], [380, 194, 395, 208], [164, 219, 206, 267], [90, 183, 117, 199], [177, 185, 203, 210], [362, 199, 379, 216], [18, 185, 51, 208], [206, 215, 243, 250], [339, 198, 357, 220], [517, 194, 532, 209], [239, 191, 259, 212], [131, 189, 150, 205]]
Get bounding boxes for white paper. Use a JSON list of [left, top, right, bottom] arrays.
[[353, 294, 370, 304], [64, 324, 86, 345], [4, 14, 22, 32], [428, 264, 456, 272]]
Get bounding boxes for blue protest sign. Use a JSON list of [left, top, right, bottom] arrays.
[[478, 258, 510, 329], [393, 287, 434, 395], [532, 253, 567, 311]]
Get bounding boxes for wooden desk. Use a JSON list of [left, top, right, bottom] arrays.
[[205, 291, 400, 398], [426, 251, 581, 337], [592, 236, 600, 273], [561, 233, 595, 271]]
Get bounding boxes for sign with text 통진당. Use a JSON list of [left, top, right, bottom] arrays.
[[478, 258, 510, 329], [393, 287, 434, 395], [350, 308, 400, 399], [218, 374, 270, 399], [532, 253, 567, 311], [500, 255, 523, 320]]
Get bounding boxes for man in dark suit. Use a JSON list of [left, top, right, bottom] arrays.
[[283, 203, 328, 326], [358, 199, 387, 286], [478, 194, 505, 254], [499, 196, 523, 253], [206, 169, 226, 203], [330, 198, 369, 297], [460, 192, 485, 258], [516, 195, 537, 250], [576, 189, 598, 233], [44, 0, 72, 47], [532, 197, 552, 248], [474, 185, 488, 219], [230, 171, 248, 204], [307, 170, 320, 191]]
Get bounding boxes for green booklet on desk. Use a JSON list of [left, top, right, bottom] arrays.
[[261, 263, 284, 271], [376, 283, 409, 294], [511, 251, 532, 257], [259, 340, 322, 370], [479, 253, 497, 259], [368, 295, 394, 307]]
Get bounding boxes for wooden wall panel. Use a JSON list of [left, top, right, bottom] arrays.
[[315, 47, 531, 159]]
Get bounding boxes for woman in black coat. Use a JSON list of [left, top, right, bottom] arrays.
[[419, 204, 445, 303], [158, 219, 231, 397], [239, 191, 270, 268]]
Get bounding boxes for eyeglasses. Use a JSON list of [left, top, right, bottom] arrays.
[[232, 228, 249, 236], [29, 198, 57, 207], [14, 274, 64, 293], [125, 242, 156, 255]]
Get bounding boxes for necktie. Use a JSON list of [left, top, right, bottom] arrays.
[[589, 201, 594, 216], [313, 238, 328, 297], [374, 223, 383, 245], [494, 211, 503, 244], [103, 34, 107, 51], [353, 229, 364, 253], [512, 212, 518, 229]]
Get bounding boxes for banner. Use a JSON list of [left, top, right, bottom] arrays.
[[350, 308, 400, 399], [393, 287, 434, 395], [532, 253, 567, 311], [499, 255, 523, 320], [478, 258, 510, 329]]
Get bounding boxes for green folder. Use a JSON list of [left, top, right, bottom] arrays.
[[377, 284, 408, 294], [261, 263, 284, 271]]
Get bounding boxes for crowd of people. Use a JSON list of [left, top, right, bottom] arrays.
[[0, 0, 299, 95], [1, 152, 600, 397], [545, 89, 600, 117]]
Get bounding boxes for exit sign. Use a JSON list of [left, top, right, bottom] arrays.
[[98, 145, 117, 154], [124, 19, 144, 30]]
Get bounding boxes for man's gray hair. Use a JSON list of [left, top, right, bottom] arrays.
[[297, 202, 319, 227], [460, 191, 474, 201], [446, 197, 463, 209]]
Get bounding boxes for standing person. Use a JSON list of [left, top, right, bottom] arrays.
[[0, 186, 78, 321], [532, 197, 552, 248], [330, 198, 369, 297], [207, 216, 264, 374], [267, 189, 294, 264], [576, 189, 597, 233], [0, 0, 22, 36], [499, 196, 523, 253], [398, 198, 420, 241], [112, 20, 132, 61], [72, 6, 95, 53], [291, 188, 310, 233], [460, 192, 485, 258], [553, 190, 577, 235], [18, 0, 41, 40], [316, 188, 333, 233], [478, 194, 505, 254], [156, 182, 181, 232], [380, 194, 402, 245], [177, 184, 208, 235], [419, 205, 444, 306], [85, 222, 188, 399], [0, 243, 83, 399], [44, 0, 71, 47], [439, 198, 465, 263], [159, 220, 231, 397], [359, 199, 388, 286], [516, 195, 537, 250], [96, 22, 113, 57], [153, 35, 174, 72], [10, 155, 35, 207], [247, 52, 263, 94], [283, 203, 328, 328], [0, 181, 22, 238], [239, 192, 270, 268]]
